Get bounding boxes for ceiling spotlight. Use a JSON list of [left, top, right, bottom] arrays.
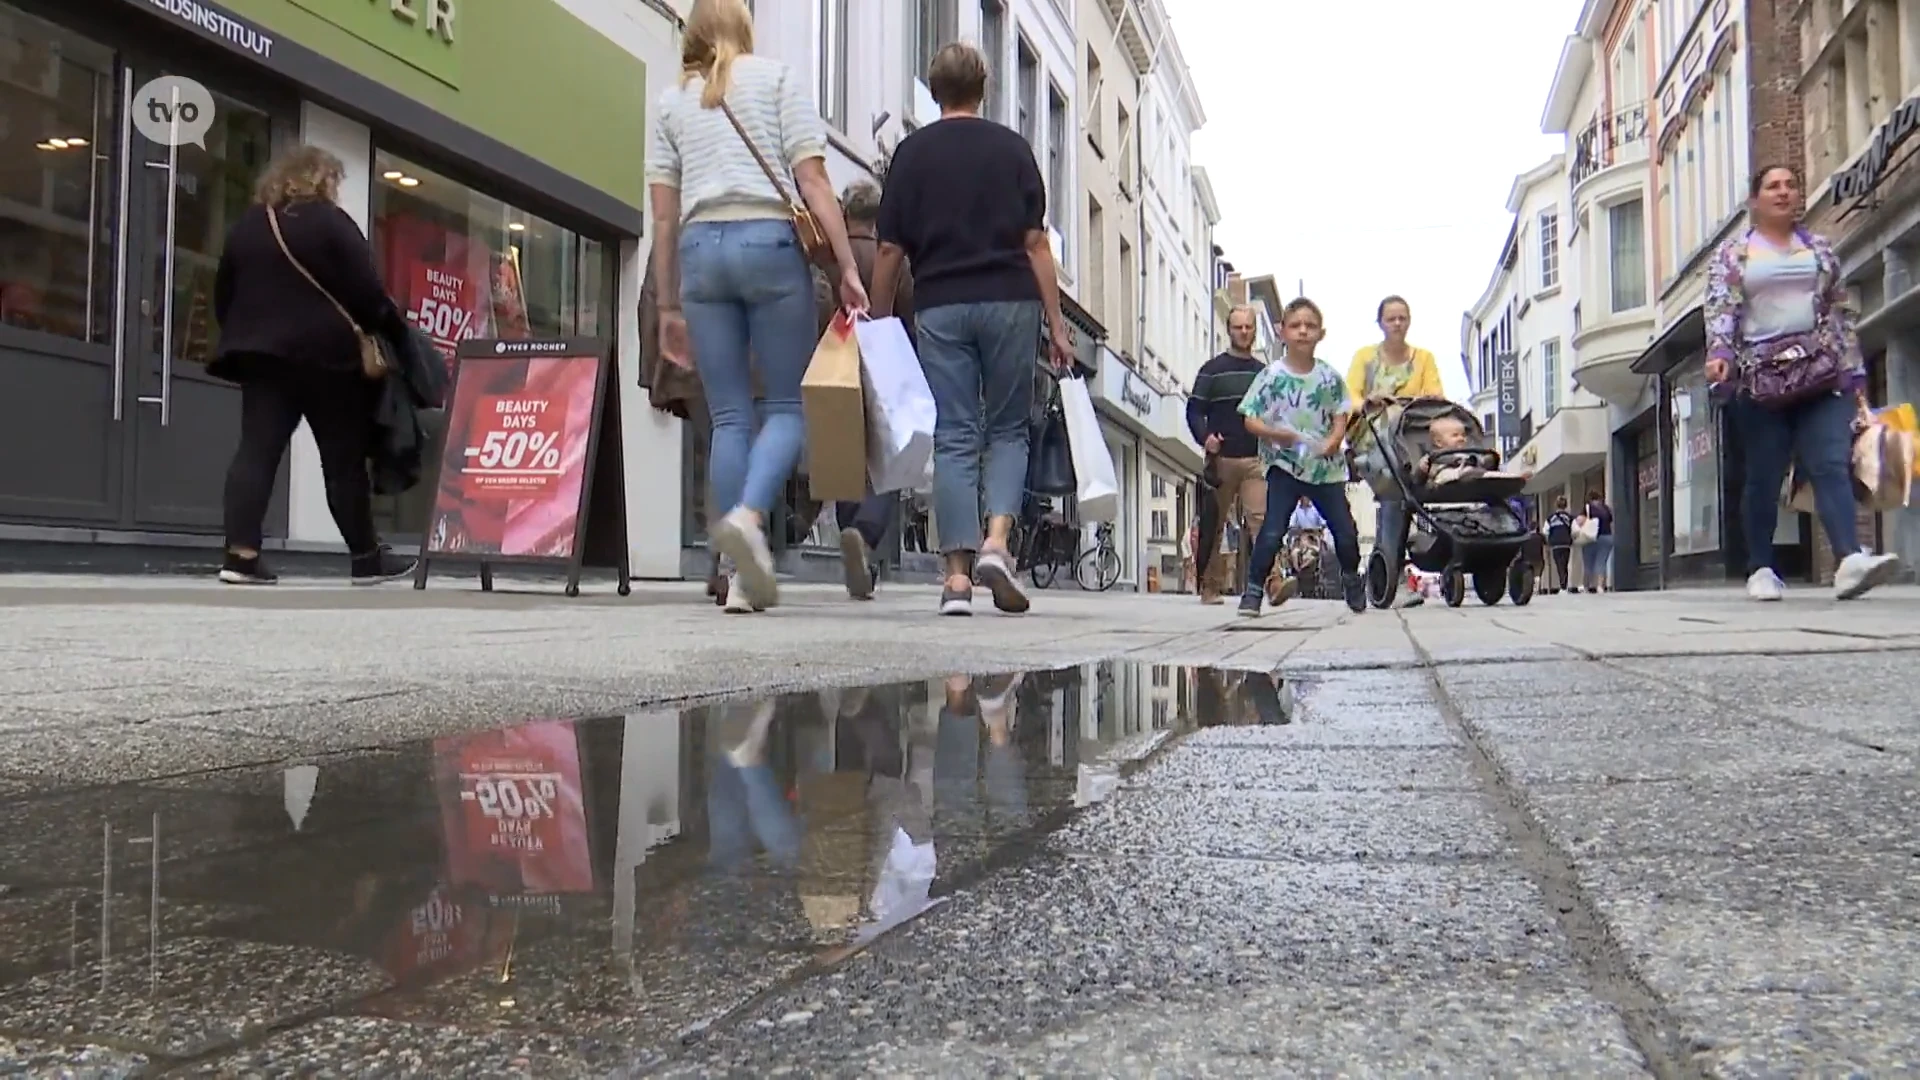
[[34, 141, 54, 151], [507, 222, 525, 232], [68, 137, 87, 147], [382, 170, 404, 180], [397, 176, 420, 187], [47, 138, 68, 149]]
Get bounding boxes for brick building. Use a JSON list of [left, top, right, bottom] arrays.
[[1795, 0, 1920, 579]]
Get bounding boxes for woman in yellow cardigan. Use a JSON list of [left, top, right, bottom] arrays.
[[1347, 295, 1444, 408]]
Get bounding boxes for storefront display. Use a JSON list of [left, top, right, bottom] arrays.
[[370, 150, 615, 537], [1635, 425, 1660, 567], [1668, 370, 1720, 556], [0, 0, 645, 568]]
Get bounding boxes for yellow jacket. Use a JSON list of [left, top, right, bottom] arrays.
[[1346, 345, 1444, 408]]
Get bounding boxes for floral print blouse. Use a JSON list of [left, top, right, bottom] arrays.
[[1703, 225, 1865, 393]]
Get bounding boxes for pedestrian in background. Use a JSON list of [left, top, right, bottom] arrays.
[[1188, 305, 1281, 605], [647, 0, 867, 614], [812, 180, 914, 602], [212, 144, 414, 587], [1544, 495, 1575, 594], [869, 41, 1074, 617], [1579, 490, 1614, 593]]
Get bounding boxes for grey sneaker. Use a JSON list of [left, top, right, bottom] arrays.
[[939, 584, 973, 616], [973, 550, 1029, 613], [839, 529, 876, 600], [1237, 592, 1262, 618]]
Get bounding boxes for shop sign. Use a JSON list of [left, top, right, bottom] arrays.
[[1495, 352, 1521, 447], [287, 0, 460, 86], [143, 0, 274, 60], [1119, 371, 1154, 418], [1832, 94, 1920, 206]]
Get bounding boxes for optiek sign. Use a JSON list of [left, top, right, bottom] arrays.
[[1495, 351, 1521, 453]]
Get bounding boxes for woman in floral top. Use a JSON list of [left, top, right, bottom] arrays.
[[1235, 297, 1366, 617], [1704, 165, 1900, 601]]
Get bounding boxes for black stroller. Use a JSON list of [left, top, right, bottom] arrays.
[[1352, 398, 1537, 609]]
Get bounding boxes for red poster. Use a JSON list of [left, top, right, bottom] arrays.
[[377, 883, 511, 983], [425, 343, 602, 559], [378, 213, 494, 375], [433, 721, 594, 899]]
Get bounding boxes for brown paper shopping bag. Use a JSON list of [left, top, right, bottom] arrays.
[[801, 312, 868, 502]]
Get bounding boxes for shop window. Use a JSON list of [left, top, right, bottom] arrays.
[[0, 7, 115, 345], [1669, 370, 1720, 555], [368, 149, 614, 537]]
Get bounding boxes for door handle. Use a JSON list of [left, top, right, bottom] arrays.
[[135, 108, 181, 427], [109, 75, 134, 422]]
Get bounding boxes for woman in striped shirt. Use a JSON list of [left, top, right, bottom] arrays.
[[647, 0, 866, 613]]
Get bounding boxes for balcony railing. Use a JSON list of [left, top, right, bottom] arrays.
[[1569, 104, 1650, 186]]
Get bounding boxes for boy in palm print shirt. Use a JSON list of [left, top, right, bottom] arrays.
[[1236, 297, 1367, 617]]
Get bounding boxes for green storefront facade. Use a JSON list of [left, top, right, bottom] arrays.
[[0, 0, 647, 558]]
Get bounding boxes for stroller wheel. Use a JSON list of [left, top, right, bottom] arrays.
[[1508, 557, 1536, 606], [1441, 567, 1467, 608], [1472, 571, 1505, 606], [1366, 550, 1398, 609]]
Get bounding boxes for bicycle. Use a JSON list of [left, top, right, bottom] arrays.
[[1071, 522, 1123, 592]]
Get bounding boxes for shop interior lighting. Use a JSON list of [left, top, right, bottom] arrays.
[[36, 137, 87, 150], [507, 222, 525, 232], [381, 169, 404, 180], [396, 176, 420, 187]]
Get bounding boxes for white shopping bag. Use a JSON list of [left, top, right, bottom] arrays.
[[1058, 375, 1119, 522], [852, 316, 936, 494]]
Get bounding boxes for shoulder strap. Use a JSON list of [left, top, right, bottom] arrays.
[[267, 206, 362, 332], [715, 98, 798, 206]]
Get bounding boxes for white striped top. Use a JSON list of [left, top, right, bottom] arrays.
[[647, 54, 828, 224]]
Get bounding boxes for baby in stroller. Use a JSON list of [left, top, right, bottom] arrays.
[[1414, 416, 1527, 489]]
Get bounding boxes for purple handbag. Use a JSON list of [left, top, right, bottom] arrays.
[[1742, 332, 1843, 408]]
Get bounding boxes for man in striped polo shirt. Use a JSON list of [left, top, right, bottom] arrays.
[[1186, 305, 1283, 605]]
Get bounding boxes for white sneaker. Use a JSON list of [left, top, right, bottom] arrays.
[[722, 574, 762, 614], [1834, 551, 1901, 600], [711, 507, 778, 610], [1746, 568, 1786, 601]]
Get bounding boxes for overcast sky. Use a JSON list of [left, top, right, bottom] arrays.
[[1167, 0, 1583, 399]]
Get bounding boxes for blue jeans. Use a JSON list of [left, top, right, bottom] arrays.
[[1246, 467, 1360, 597], [1581, 534, 1614, 582], [1730, 390, 1859, 573], [680, 219, 818, 517], [916, 300, 1042, 554], [706, 754, 802, 874]]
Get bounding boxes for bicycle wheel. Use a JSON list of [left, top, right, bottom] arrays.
[[1077, 546, 1123, 591], [1031, 552, 1059, 590]]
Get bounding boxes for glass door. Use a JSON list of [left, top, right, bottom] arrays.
[[121, 62, 280, 531]]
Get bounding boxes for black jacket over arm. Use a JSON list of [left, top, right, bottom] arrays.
[[213, 199, 407, 375]]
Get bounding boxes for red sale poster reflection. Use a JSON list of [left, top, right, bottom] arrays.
[[377, 883, 512, 983], [433, 721, 593, 900], [426, 350, 600, 559]]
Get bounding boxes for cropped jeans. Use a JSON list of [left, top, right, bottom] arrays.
[[679, 219, 818, 520], [916, 300, 1042, 554], [1730, 388, 1860, 573]]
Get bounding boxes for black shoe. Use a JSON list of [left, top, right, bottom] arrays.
[[350, 545, 416, 586], [1237, 592, 1262, 618], [1342, 572, 1367, 614], [218, 553, 277, 586]]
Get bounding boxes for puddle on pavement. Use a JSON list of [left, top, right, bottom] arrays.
[[0, 662, 1286, 1071]]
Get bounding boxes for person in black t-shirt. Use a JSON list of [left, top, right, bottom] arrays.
[[1544, 495, 1575, 594], [870, 42, 1074, 619], [1186, 305, 1281, 604]]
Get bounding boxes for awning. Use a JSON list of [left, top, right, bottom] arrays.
[[1629, 305, 1706, 375]]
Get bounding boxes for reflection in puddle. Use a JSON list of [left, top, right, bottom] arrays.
[[0, 662, 1285, 1068]]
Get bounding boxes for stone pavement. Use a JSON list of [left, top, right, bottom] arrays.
[[0, 573, 1914, 1076]]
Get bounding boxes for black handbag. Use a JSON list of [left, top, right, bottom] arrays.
[[1027, 387, 1076, 496]]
